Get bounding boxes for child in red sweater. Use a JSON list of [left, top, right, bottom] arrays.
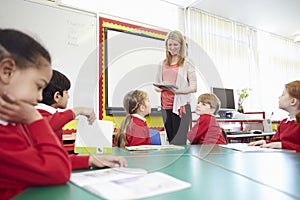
[[36, 69, 95, 142], [187, 93, 226, 144], [0, 29, 126, 200], [36, 70, 127, 169], [249, 80, 300, 152], [114, 90, 152, 147]]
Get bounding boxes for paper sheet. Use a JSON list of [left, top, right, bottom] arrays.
[[71, 168, 191, 200]]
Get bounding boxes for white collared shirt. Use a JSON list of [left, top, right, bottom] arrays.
[[131, 114, 146, 122], [285, 115, 295, 123], [35, 103, 57, 114], [0, 119, 9, 126]]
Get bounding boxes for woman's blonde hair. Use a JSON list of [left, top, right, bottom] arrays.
[[114, 90, 148, 147], [165, 30, 186, 66], [285, 80, 300, 123], [198, 93, 221, 115]]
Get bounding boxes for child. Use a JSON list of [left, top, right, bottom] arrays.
[[187, 93, 226, 144], [36, 69, 95, 143], [36, 69, 110, 170], [154, 30, 197, 145], [248, 80, 300, 152], [114, 90, 152, 147], [0, 29, 126, 199]]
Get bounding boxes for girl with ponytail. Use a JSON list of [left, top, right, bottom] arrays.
[[115, 90, 152, 147]]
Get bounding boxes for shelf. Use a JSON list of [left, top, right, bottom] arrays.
[[217, 119, 263, 123], [217, 119, 264, 132]]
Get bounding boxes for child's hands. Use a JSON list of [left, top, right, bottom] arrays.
[[248, 140, 266, 146], [261, 142, 282, 149], [72, 107, 96, 125], [248, 140, 281, 149], [88, 155, 127, 168], [0, 92, 42, 124]]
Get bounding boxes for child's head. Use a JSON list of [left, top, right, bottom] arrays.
[[114, 90, 150, 147], [0, 29, 52, 105], [196, 93, 221, 115], [123, 90, 151, 117], [279, 80, 300, 122], [41, 69, 71, 109]]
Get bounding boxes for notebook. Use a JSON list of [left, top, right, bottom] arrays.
[[153, 82, 179, 89], [70, 168, 191, 200], [219, 143, 281, 152], [74, 116, 113, 154]]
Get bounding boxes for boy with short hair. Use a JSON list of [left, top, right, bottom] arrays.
[[187, 93, 226, 144]]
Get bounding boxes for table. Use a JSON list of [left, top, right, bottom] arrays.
[[227, 132, 275, 143], [14, 145, 300, 200]]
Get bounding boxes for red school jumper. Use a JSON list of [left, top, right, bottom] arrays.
[[0, 119, 71, 200], [126, 115, 151, 146], [269, 118, 300, 152], [37, 105, 89, 169], [187, 114, 226, 144]]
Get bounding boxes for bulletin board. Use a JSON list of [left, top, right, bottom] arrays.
[[99, 17, 167, 128]]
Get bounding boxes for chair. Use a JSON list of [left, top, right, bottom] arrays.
[[222, 129, 229, 144], [149, 129, 161, 145]]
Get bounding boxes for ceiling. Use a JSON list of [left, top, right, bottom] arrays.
[[161, 0, 300, 41]]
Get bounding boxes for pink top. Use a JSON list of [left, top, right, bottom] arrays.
[[161, 62, 179, 109]]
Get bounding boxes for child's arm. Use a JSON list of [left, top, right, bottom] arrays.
[[72, 107, 96, 125], [0, 95, 72, 188], [42, 109, 75, 131], [0, 119, 71, 186]]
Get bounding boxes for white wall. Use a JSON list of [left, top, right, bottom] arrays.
[[0, 0, 99, 109], [1, 0, 184, 115], [59, 0, 184, 31]]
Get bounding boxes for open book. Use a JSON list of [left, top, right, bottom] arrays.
[[71, 168, 191, 199], [125, 145, 185, 151], [153, 82, 179, 89], [219, 143, 282, 152]]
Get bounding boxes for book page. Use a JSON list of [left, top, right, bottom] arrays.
[[71, 169, 191, 199], [219, 143, 282, 152], [125, 145, 185, 151]]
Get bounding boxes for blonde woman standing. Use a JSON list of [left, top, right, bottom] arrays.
[[154, 30, 197, 145]]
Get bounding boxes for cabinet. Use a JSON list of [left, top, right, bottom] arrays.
[[217, 119, 264, 131], [217, 112, 266, 132]]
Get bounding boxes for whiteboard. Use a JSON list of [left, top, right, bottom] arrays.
[[105, 29, 165, 114], [0, 0, 98, 110]]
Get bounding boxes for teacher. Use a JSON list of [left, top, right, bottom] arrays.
[[154, 30, 197, 145]]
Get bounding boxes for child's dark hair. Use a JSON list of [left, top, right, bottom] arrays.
[[40, 69, 71, 105], [0, 29, 51, 67], [285, 80, 300, 123], [198, 93, 221, 115], [114, 90, 148, 147]]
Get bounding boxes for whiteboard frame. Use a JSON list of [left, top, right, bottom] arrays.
[[99, 17, 167, 119]]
